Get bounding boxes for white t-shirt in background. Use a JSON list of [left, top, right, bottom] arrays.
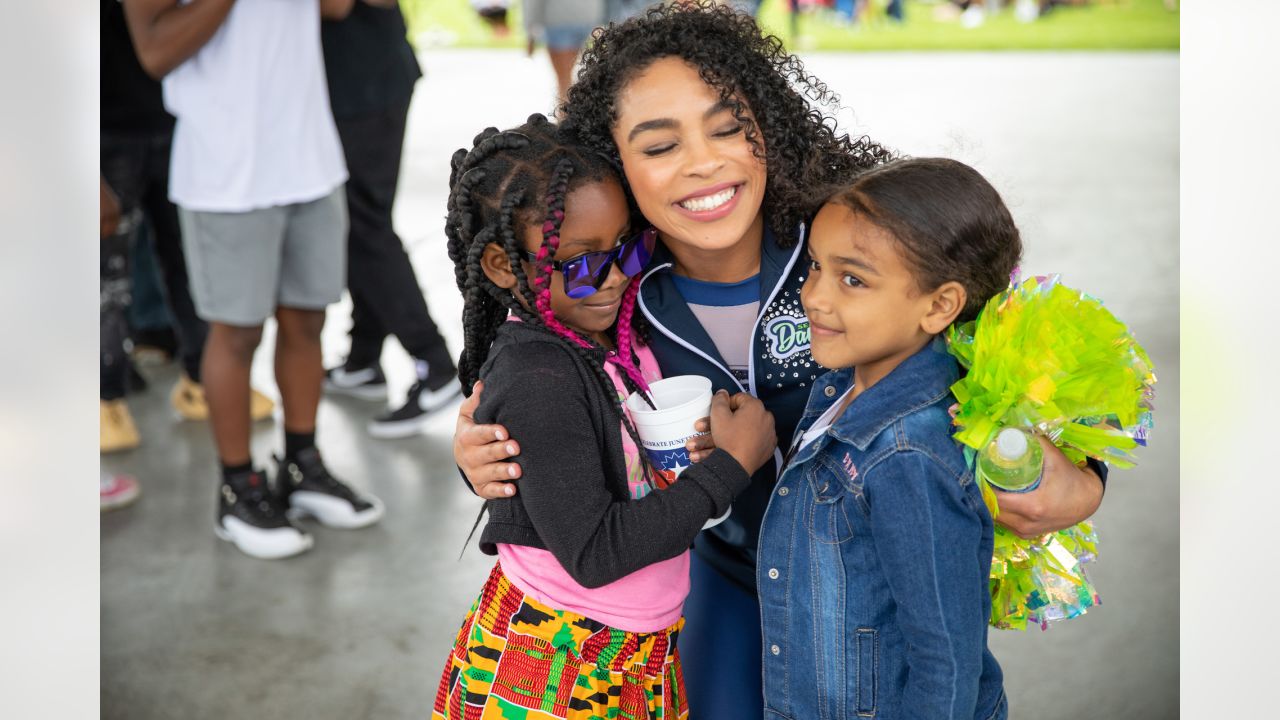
[[163, 0, 347, 212]]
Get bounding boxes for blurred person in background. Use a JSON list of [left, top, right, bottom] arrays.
[[321, 0, 464, 439], [524, 0, 605, 105], [101, 0, 274, 455], [850, 0, 904, 25], [124, 0, 384, 560], [99, 175, 142, 454], [605, 0, 651, 24], [470, 0, 513, 36]]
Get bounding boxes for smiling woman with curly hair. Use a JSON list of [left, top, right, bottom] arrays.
[[454, 3, 1110, 717], [563, 1, 895, 244]]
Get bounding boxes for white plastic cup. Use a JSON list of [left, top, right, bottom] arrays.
[[626, 375, 730, 529]]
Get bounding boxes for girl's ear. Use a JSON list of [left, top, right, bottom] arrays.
[[920, 281, 966, 335], [481, 243, 518, 289]]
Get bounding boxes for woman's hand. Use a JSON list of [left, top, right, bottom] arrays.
[[708, 390, 776, 475], [994, 435, 1104, 538], [453, 381, 521, 499]]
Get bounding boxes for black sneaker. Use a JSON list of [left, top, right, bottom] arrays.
[[324, 361, 388, 401], [214, 469, 313, 560], [368, 371, 464, 439], [277, 448, 384, 529]]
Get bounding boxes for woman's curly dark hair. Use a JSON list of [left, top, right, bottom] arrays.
[[560, 1, 896, 245]]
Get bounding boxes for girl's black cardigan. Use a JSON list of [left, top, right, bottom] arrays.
[[474, 321, 752, 589]]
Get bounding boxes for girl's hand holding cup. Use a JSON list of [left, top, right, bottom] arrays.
[[708, 389, 776, 475]]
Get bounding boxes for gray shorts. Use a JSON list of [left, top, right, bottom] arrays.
[[179, 187, 347, 326]]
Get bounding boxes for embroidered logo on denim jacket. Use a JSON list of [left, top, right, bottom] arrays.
[[842, 453, 859, 483]]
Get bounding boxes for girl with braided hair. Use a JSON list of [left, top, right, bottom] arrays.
[[433, 114, 776, 720], [455, 5, 1113, 717]]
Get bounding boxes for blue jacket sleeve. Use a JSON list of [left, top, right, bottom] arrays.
[[864, 449, 989, 720]]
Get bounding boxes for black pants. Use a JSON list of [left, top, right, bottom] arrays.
[[335, 98, 455, 377], [100, 220, 134, 401], [101, 131, 208, 390]]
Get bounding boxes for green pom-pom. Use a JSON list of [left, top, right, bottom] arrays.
[[947, 275, 1156, 466], [948, 275, 1156, 631]]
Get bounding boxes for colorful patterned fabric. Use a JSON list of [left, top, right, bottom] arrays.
[[433, 563, 688, 720]]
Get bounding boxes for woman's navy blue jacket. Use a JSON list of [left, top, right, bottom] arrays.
[[637, 223, 821, 591]]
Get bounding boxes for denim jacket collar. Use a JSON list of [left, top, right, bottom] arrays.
[[815, 337, 960, 452]]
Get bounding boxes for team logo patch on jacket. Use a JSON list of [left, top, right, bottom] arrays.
[[764, 314, 810, 361], [757, 289, 819, 390]]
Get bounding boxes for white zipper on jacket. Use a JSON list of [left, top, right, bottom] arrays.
[[746, 222, 806, 400], [747, 224, 806, 478], [638, 225, 806, 479], [637, 263, 746, 393]]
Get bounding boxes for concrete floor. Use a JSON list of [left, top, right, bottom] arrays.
[[101, 50, 1179, 719]]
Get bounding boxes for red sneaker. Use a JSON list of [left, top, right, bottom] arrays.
[[100, 471, 141, 511]]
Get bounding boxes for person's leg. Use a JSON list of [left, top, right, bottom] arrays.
[[347, 291, 387, 369], [101, 226, 141, 453], [549, 47, 578, 105], [275, 188, 384, 527], [336, 102, 461, 435], [679, 552, 765, 719], [336, 99, 455, 377], [333, 106, 393, 374], [274, 307, 324, 439], [100, 228, 133, 405], [127, 219, 174, 350], [201, 321, 262, 465], [179, 203, 287, 463], [181, 204, 312, 559], [101, 135, 147, 452]]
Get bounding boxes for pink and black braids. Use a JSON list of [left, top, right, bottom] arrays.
[[445, 114, 657, 483], [530, 157, 652, 395]]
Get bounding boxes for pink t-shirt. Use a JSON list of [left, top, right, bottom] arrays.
[[498, 340, 691, 633]]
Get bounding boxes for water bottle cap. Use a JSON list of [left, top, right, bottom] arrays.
[[995, 428, 1029, 460]]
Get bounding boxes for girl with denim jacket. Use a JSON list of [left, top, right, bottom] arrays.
[[758, 158, 1021, 719]]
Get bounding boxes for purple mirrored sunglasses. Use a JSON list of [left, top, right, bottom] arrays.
[[524, 228, 657, 299]]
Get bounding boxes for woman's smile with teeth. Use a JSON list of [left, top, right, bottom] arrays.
[[679, 186, 737, 212]]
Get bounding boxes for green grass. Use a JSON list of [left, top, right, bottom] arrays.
[[402, 0, 1178, 51], [399, 0, 527, 49]]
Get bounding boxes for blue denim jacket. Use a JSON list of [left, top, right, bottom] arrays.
[[757, 340, 1007, 720]]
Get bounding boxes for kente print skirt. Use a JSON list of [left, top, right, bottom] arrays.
[[432, 563, 688, 720]]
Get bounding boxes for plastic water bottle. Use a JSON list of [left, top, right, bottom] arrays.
[[978, 428, 1044, 493]]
